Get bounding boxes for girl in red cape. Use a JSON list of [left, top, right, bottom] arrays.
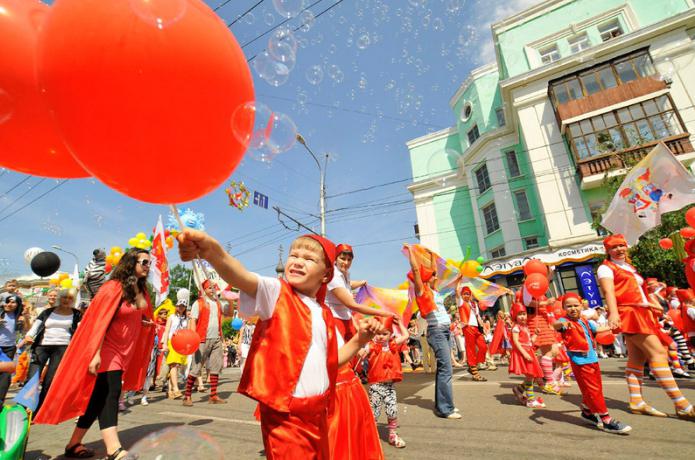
[[34, 249, 156, 460]]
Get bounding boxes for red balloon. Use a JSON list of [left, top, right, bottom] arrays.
[[37, 0, 254, 203], [171, 329, 200, 356], [680, 227, 695, 239], [523, 259, 548, 277], [658, 238, 673, 250], [0, 0, 88, 178], [524, 273, 549, 298], [595, 330, 615, 346], [686, 207, 695, 229]]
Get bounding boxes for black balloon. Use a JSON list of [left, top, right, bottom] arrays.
[[30, 251, 61, 277]]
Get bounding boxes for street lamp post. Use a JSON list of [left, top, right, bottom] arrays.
[[296, 133, 328, 237], [51, 245, 79, 268]]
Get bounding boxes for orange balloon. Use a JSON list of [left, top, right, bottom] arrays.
[[523, 259, 548, 277], [0, 0, 88, 178], [524, 273, 549, 298], [686, 207, 695, 228], [659, 238, 673, 250], [680, 227, 695, 239], [37, 0, 254, 203]]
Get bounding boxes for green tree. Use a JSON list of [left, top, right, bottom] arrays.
[[167, 264, 199, 303], [222, 318, 239, 340]]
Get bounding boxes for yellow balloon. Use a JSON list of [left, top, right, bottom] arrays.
[[460, 260, 480, 278], [397, 280, 409, 290], [128, 237, 138, 247], [58, 273, 69, 281], [60, 278, 72, 288], [136, 232, 147, 240], [110, 246, 123, 255]]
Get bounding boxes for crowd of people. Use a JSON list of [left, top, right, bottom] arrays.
[[1, 230, 695, 459]]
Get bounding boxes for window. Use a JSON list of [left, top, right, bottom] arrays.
[[539, 44, 560, 64], [523, 237, 539, 250], [482, 202, 500, 234], [467, 125, 480, 145], [495, 107, 506, 127], [514, 190, 532, 221], [475, 164, 491, 194], [567, 95, 684, 161], [505, 150, 521, 177], [568, 33, 590, 54], [598, 19, 623, 42], [549, 50, 654, 105], [490, 246, 506, 259], [460, 102, 473, 122], [589, 203, 609, 236]]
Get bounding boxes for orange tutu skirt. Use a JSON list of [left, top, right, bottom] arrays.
[[528, 313, 556, 347], [328, 366, 384, 460], [618, 306, 660, 335], [509, 346, 543, 378]]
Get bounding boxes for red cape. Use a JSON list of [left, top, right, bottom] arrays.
[[34, 280, 155, 425], [489, 320, 508, 356]]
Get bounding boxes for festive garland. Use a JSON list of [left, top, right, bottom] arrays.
[[226, 180, 250, 211]]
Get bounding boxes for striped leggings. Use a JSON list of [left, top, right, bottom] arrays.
[[671, 330, 694, 364]]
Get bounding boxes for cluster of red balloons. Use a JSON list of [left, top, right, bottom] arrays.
[[0, 0, 254, 204], [523, 259, 549, 298], [659, 208, 695, 250]]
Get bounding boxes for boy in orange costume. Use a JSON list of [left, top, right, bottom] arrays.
[[178, 230, 382, 459]]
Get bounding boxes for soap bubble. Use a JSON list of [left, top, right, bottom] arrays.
[[231, 102, 297, 163], [126, 427, 223, 460], [268, 27, 298, 70], [264, 12, 275, 26], [432, 17, 445, 31], [356, 33, 371, 49], [129, 0, 187, 30], [253, 51, 290, 87], [306, 65, 324, 85], [299, 10, 315, 32], [272, 0, 304, 18], [446, 0, 465, 14], [244, 12, 255, 25]]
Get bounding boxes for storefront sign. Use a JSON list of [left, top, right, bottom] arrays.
[[575, 264, 603, 308], [481, 243, 604, 277]]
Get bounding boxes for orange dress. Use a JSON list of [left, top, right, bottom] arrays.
[[527, 305, 556, 347]]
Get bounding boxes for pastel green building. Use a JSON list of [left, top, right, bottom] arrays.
[[406, 0, 695, 298]]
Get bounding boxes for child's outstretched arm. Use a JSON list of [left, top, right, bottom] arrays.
[[403, 243, 424, 297], [339, 317, 382, 366], [393, 317, 409, 346], [178, 229, 258, 296], [330, 287, 395, 318]]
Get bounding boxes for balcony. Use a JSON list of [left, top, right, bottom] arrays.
[[576, 133, 694, 179], [556, 76, 667, 123]]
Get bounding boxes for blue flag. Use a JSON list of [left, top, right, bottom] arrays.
[[14, 372, 40, 412]]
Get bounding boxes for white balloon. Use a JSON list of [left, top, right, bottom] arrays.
[[24, 247, 44, 265]]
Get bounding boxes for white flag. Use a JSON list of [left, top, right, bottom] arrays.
[[150, 215, 170, 306], [601, 143, 695, 244]]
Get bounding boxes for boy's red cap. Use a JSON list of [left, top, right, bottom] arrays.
[[676, 289, 695, 303], [380, 316, 394, 331], [301, 234, 337, 303], [460, 286, 472, 295], [603, 234, 627, 251], [561, 292, 582, 306], [336, 243, 353, 256], [201, 279, 214, 289], [645, 278, 658, 285], [510, 303, 526, 321]]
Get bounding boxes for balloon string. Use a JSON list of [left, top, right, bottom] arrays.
[[169, 203, 212, 281]]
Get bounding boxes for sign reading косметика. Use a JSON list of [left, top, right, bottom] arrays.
[[480, 243, 604, 277]]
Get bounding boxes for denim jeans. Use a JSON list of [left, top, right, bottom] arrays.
[[427, 325, 455, 416]]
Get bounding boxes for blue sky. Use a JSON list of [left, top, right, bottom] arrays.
[[0, 0, 538, 287]]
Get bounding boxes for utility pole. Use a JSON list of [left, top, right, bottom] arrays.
[[296, 133, 328, 237]]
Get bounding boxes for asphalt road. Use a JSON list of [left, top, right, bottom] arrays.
[[22, 359, 695, 459]]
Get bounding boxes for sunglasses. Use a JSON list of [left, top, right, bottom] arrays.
[[138, 259, 151, 267]]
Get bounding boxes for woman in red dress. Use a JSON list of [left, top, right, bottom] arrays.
[[35, 249, 156, 459], [598, 234, 694, 420]]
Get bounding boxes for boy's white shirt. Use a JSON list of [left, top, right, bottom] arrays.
[[239, 274, 329, 398]]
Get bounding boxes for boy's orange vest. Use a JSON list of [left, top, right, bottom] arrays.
[[601, 260, 648, 307], [238, 280, 338, 412], [194, 297, 223, 341]]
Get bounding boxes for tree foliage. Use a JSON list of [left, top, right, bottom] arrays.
[[167, 264, 199, 304], [222, 318, 238, 340]]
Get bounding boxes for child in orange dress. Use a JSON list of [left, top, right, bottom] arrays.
[[509, 303, 545, 408], [366, 317, 408, 448]]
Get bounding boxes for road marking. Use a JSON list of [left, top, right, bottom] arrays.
[[158, 411, 260, 426]]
